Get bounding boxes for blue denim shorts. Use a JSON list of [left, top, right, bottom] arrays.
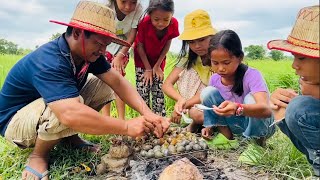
[[200, 86, 275, 138]]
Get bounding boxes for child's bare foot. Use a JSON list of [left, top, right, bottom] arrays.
[[22, 154, 49, 180], [201, 127, 214, 140], [186, 123, 202, 133]]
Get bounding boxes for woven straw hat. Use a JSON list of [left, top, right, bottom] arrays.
[[179, 9, 217, 40], [50, 1, 129, 47], [268, 5, 319, 58]]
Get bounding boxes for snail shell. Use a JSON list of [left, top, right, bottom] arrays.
[[168, 145, 176, 154], [199, 141, 208, 149], [185, 145, 192, 151], [154, 151, 164, 158], [146, 149, 154, 158], [140, 150, 147, 157], [134, 146, 141, 152], [193, 144, 202, 151], [153, 145, 161, 151], [176, 146, 185, 153], [152, 139, 160, 145], [142, 144, 153, 151]]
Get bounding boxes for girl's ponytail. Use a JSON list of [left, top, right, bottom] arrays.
[[231, 63, 248, 96]]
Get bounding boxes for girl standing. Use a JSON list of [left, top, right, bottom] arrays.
[[201, 30, 274, 147], [162, 9, 217, 132], [101, 0, 143, 119], [134, 0, 179, 116]]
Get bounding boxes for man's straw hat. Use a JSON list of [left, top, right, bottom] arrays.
[[50, 1, 130, 47], [179, 9, 217, 40], [268, 5, 319, 58]]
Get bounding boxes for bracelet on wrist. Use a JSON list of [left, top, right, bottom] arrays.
[[145, 69, 152, 72], [117, 52, 126, 57], [235, 103, 244, 116]]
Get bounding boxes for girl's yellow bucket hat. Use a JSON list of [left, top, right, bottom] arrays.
[[179, 9, 217, 40]]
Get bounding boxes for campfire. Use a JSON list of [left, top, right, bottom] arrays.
[[96, 126, 228, 180]]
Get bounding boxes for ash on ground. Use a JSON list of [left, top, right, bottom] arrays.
[[127, 155, 227, 180]]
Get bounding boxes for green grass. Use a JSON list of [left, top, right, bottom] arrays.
[[246, 59, 299, 92], [0, 55, 312, 179], [0, 55, 22, 87]]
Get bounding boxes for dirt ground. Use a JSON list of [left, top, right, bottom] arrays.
[[89, 149, 273, 180], [206, 150, 271, 180]]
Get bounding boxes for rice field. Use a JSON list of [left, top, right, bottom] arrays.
[[0, 54, 312, 179]]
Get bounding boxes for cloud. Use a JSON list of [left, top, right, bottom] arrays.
[[0, 0, 318, 53], [215, 20, 253, 31], [0, 0, 46, 15]]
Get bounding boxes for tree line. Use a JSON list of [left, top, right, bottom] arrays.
[[0, 39, 32, 55], [244, 45, 288, 61], [1, 34, 287, 61], [0, 33, 61, 56]]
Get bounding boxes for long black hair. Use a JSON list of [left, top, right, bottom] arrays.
[[208, 30, 248, 96], [176, 36, 212, 70], [176, 40, 198, 69]]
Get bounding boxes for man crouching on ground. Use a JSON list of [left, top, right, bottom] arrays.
[[0, 1, 169, 179]]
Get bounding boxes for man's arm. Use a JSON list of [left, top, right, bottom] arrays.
[[48, 97, 148, 137], [97, 69, 169, 137], [97, 69, 151, 115]]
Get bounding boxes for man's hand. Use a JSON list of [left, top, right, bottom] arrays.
[[125, 116, 152, 138], [143, 112, 169, 138], [270, 88, 298, 109]]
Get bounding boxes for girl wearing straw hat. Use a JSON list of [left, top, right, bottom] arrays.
[[0, 1, 169, 179], [162, 9, 216, 132], [133, 0, 179, 117], [268, 5, 320, 177], [100, 0, 143, 120]]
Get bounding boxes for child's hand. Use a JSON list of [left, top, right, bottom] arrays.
[[272, 106, 286, 121], [170, 110, 182, 124], [174, 98, 187, 115], [152, 66, 164, 81], [201, 127, 213, 140], [112, 55, 124, 74], [212, 100, 237, 117], [142, 70, 153, 86], [270, 88, 298, 109]]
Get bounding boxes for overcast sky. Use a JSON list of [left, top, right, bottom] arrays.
[[0, 0, 318, 53]]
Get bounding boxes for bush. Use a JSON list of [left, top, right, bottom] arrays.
[[269, 50, 285, 61], [244, 45, 266, 60]]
